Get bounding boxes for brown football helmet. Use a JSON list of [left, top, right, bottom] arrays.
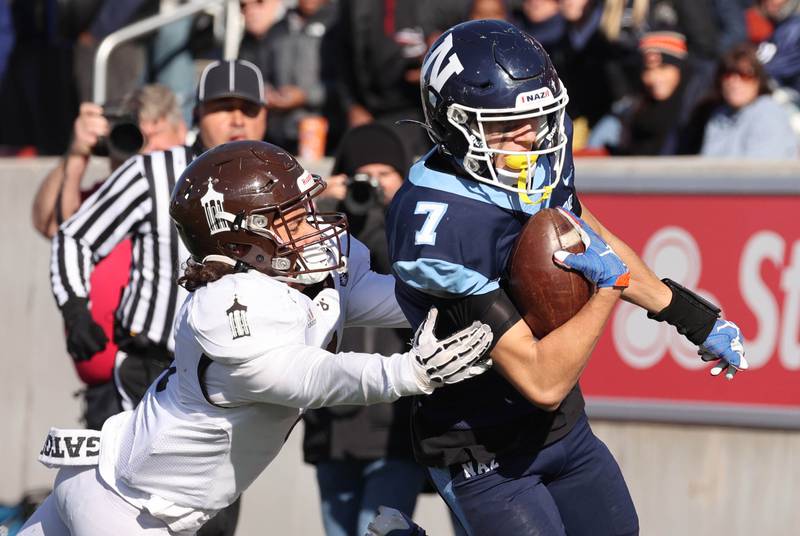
[[170, 140, 349, 284]]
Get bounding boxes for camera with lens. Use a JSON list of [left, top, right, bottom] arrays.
[[343, 172, 383, 215], [91, 106, 145, 160]]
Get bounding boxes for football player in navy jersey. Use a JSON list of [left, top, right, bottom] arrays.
[[385, 19, 749, 536]]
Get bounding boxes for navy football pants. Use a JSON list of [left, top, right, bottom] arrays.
[[428, 413, 638, 535]]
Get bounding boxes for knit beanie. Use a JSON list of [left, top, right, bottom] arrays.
[[639, 31, 688, 67], [332, 123, 411, 178]]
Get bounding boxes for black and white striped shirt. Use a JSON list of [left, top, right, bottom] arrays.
[[51, 145, 197, 352]]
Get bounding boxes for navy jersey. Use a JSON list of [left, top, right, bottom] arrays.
[[386, 123, 587, 467]]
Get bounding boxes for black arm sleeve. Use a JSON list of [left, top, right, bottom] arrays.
[[429, 287, 522, 351]]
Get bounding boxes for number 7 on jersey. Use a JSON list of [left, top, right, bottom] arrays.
[[414, 202, 448, 245]]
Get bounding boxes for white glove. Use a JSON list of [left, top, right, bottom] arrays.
[[408, 307, 493, 392], [366, 506, 426, 536]]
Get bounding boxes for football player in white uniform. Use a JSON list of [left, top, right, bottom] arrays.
[[21, 141, 493, 535]]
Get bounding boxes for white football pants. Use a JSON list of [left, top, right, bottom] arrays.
[[18, 465, 174, 535]]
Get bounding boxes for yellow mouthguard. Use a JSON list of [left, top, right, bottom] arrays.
[[503, 154, 552, 205]]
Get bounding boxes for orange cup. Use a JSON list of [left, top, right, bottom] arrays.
[[298, 116, 328, 160]]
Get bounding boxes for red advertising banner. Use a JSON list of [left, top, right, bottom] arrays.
[[580, 194, 800, 423]]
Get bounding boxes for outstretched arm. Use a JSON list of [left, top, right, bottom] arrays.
[[581, 203, 748, 380], [204, 308, 492, 408]]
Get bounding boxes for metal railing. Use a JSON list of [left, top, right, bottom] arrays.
[[92, 0, 240, 105]]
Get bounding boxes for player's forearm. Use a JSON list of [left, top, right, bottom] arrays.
[[229, 345, 424, 408], [581, 206, 671, 313], [32, 155, 87, 238], [492, 289, 620, 410]]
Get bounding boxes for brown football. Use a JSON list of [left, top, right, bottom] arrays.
[[508, 208, 593, 338]]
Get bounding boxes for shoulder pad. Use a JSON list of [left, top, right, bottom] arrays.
[[188, 272, 309, 364]]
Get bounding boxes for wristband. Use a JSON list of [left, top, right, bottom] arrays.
[[647, 278, 720, 345]]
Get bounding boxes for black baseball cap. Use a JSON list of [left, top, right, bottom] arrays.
[[196, 59, 266, 106]]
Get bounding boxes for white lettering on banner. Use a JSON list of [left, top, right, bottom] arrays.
[[612, 227, 800, 370], [740, 231, 782, 367], [422, 33, 464, 93], [780, 241, 800, 369]]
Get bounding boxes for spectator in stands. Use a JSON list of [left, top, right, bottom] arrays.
[[596, 0, 649, 103], [469, 0, 509, 20], [714, 0, 748, 53], [72, 0, 157, 104], [756, 0, 800, 93], [336, 0, 431, 157], [304, 123, 428, 536], [0, 0, 13, 85], [0, 1, 76, 154], [151, 0, 197, 124], [699, 43, 798, 158], [745, 0, 776, 44], [588, 31, 692, 155], [31, 84, 187, 430], [238, 0, 286, 81], [549, 0, 616, 139], [513, 0, 566, 50], [649, 0, 721, 129], [258, 0, 338, 153], [425, 0, 512, 53]]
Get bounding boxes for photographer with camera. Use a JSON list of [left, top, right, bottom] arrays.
[[303, 123, 429, 536], [320, 123, 408, 257], [32, 84, 187, 431], [33, 85, 187, 239]]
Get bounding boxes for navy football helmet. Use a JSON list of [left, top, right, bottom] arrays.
[[420, 20, 569, 203]]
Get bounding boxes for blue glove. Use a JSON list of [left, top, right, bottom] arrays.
[[552, 208, 630, 289], [699, 319, 748, 380]]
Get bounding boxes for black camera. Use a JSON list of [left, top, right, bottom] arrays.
[[91, 107, 145, 160], [343, 172, 383, 215]]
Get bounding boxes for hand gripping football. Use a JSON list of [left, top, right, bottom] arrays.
[[508, 208, 594, 338]]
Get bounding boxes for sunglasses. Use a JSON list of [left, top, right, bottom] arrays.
[[722, 70, 756, 81]]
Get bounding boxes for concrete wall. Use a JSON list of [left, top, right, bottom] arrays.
[[1, 157, 798, 535]]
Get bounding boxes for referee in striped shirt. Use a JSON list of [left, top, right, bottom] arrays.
[[50, 60, 268, 412]]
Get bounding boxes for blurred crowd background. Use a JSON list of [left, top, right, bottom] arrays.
[[0, 0, 799, 161], [1, 1, 799, 534]]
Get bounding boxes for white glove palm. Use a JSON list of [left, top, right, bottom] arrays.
[[366, 506, 426, 536], [409, 308, 493, 392]]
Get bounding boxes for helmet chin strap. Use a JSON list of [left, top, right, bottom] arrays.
[[202, 255, 249, 273], [202, 254, 237, 266]]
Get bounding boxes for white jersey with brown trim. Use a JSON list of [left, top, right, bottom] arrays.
[[96, 236, 415, 533]]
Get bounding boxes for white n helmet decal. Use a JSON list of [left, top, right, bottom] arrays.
[[422, 33, 464, 93]]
